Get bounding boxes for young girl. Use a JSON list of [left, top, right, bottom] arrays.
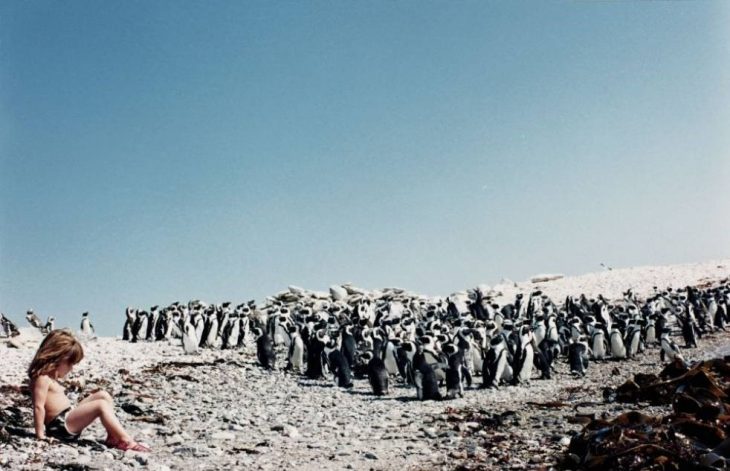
[[29, 329, 151, 452]]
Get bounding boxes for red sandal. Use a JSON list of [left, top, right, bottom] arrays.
[[105, 437, 151, 452]]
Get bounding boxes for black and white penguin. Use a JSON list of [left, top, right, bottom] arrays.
[[414, 361, 442, 401], [482, 336, 511, 389], [512, 325, 534, 385], [200, 311, 220, 348], [660, 330, 684, 364], [680, 311, 699, 348], [26, 310, 43, 331], [625, 323, 642, 359], [237, 308, 250, 348], [340, 325, 357, 369], [442, 342, 471, 399], [0, 313, 19, 338], [221, 315, 240, 349], [306, 329, 329, 379], [182, 316, 199, 354], [285, 324, 305, 373], [252, 327, 276, 370], [609, 327, 627, 359], [324, 339, 354, 388], [643, 316, 658, 345], [590, 327, 608, 361], [131, 311, 148, 343], [382, 337, 400, 376], [360, 351, 389, 396], [122, 308, 136, 341], [154, 310, 169, 341], [43, 316, 55, 335], [568, 338, 591, 376], [716, 299, 728, 331]]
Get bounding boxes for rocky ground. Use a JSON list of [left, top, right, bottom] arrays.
[[1, 259, 729, 470]]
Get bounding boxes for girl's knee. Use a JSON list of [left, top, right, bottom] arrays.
[[97, 390, 113, 403]]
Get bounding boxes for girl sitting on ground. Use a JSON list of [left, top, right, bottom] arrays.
[[29, 329, 151, 452]]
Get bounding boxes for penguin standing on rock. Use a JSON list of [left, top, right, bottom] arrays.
[[285, 324, 305, 373], [182, 317, 199, 355], [252, 327, 276, 370], [306, 329, 328, 379], [123, 308, 136, 341], [482, 336, 511, 389], [512, 325, 534, 385], [609, 327, 626, 359], [361, 351, 389, 396], [80, 312, 95, 337], [660, 330, 684, 365], [591, 326, 608, 360], [414, 360, 442, 400], [0, 314, 20, 338], [568, 337, 591, 376], [324, 339, 354, 388]]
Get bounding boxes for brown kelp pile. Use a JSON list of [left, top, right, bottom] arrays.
[[566, 357, 730, 470]]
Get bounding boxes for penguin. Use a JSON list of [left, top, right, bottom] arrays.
[[324, 339, 354, 388], [182, 316, 199, 354], [252, 327, 276, 370], [590, 327, 608, 361], [146, 308, 158, 342], [43, 316, 55, 335], [306, 329, 329, 379], [26, 310, 43, 331], [237, 313, 250, 348], [121, 308, 136, 341], [643, 317, 658, 345], [0, 313, 19, 338], [382, 338, 400, 376], [482, 336, 511, 389], [360, 351, 389, 395], [568, 338, 591, 376], [340, 325, 357, 369], [200, 311, 220, 348], [154, 310, 169, 341], [442, 342, 471, 399], [512, 325, 534, 385], [194, 313, 206, 345], [680, 312, 699, 348], [414, 361, 442, 401], [609, 327, 627, 359], [715, 300, 728, 331], [285, 324, 305, 373], [625, 324, 642, 359], [221, 315, 240, 349], [398, 340, 418, 385], [660, 330, 684, 364], [131, 311, 148, 343]]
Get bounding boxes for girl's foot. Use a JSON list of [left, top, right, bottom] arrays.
[[105, 436, 151, 452]]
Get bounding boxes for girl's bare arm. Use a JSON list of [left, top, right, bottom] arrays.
[[31, 376, 50, 439]]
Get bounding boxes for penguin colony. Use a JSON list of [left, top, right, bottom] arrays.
[[117, 278, 730, 400]]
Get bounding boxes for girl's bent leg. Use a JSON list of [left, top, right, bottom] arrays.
[[78, 389, 113, 406], [65, 399, 131, 443]]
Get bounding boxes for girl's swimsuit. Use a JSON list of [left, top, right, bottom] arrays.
[[46, 407, 80, 441]]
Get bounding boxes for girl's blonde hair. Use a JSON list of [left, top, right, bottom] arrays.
[[28, 329, 84, 379]]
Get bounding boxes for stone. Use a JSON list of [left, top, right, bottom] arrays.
[[211, 431, 236, 441]]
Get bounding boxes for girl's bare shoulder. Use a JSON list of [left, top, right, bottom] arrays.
[[31, 375, 52, 389]]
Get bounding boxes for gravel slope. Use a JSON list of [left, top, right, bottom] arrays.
[[1, 259, 728, 470]]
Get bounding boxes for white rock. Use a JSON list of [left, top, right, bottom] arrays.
[[211, 431, 236, 441], [283, 425, 299, 438], [530, 274, 565, 283]]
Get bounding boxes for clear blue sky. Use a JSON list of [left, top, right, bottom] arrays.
[[1, 1, 729, 336]]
